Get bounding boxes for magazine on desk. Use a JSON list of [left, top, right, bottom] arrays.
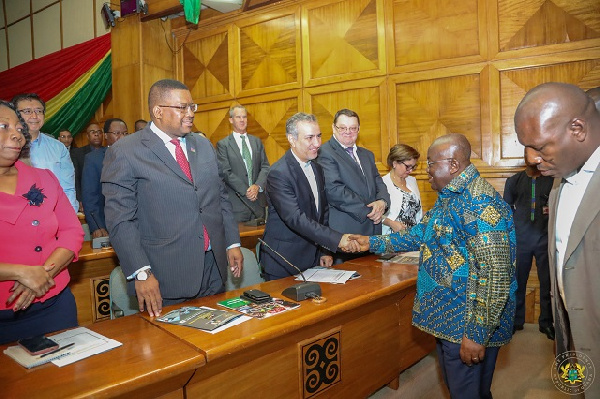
[[156, 306, 242, 331], [217, 297, 300, 320]]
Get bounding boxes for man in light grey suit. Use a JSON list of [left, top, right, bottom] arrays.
[[318, 108, 390, 263], [102, 79, 243, 317], [515, 82, 600, 397], [216, 105, 270, 223]]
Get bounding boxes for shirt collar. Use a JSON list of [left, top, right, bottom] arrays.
[[564, 145, 600, 184], [290, 149, 310, 168], [442, 163, 478, 194], [149, 121, 187, 145]]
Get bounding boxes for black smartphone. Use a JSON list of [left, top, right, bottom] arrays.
[[378, 253, 396, 261], [18, 335, 59, 356], [241, 289, 272, 303]]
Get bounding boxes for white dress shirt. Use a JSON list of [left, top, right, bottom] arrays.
[[555, 146, 600, 302], [291, 151, 319, 212]]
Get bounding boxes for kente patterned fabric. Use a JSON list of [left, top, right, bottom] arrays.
[[370, 164, 517, 346]]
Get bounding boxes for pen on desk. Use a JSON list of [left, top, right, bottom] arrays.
[[40, 342, 75, 358]]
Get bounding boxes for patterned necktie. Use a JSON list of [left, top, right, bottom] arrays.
[[345, 146, 358, 163], [170, 138, 209, 251], [241, 135, 253, 186]]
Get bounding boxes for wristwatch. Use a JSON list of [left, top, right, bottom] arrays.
[[135, 269, 153, 281]]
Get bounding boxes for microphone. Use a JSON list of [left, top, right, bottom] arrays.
[[258, 238, 322, 302], [234, 190, 266, 227], [89, 212, 111, 249]]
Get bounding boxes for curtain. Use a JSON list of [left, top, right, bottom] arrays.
[[0, 34, 112, 138]]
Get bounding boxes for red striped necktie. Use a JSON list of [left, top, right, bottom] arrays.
[[171, 138, 210, 251]]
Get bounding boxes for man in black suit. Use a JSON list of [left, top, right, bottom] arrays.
[[71, 123, 103, 210], [82, 118, 128, 239], [260, 112, 357, 280], [217, 106, 270, 223], [58, 129, 74, 153], [318, 108, 389, 263]]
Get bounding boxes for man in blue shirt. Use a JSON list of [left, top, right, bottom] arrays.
[[12, 93, 77, 212], [350, 133, 516, 399]]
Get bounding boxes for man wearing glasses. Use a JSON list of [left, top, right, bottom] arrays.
[[349, 134, 516, 398], [72, 123, 105, 211], [102, 79, 243, 317], [12, 93, 77, 212], [82, 118, 128, 239], [317, 108, 389, 264]]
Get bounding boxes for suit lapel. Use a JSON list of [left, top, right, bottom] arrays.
[[333, 140, 364, 178], [286, 151, 317, 217], [186, 134, 200, 183], [141, 129, 191, 184], [563, 165, 600, 264], [547, 178, 561, 264]]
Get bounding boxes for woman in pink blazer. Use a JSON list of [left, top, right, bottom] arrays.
[[0, 100, 83, 344]]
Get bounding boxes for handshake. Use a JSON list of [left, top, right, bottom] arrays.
[[338, 234, 370, 253]]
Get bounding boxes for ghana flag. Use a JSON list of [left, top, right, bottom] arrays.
[[0, 34, 111, 138]]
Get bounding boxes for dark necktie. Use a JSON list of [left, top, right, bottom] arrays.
[[241, 135, 253, 185], [345, 146, 358, 163], [171, 138, 209, 251]]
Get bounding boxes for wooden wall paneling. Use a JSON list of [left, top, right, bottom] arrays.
[[498, 57, 600, 165], [197, 90, 302, 164], [302, 0, 386, 87], [388, 0, 486, 74], [497, 0, 600, 53], [235, 8, 302, 98], [179, 24, 235, 104], [306, 77, 387, 169]]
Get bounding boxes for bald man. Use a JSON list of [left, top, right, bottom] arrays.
[[515, 82, 600, 397], [350, 134, 516, 398]]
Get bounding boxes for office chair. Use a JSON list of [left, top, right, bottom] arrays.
[[109, 266, 139, 319], [226, 247, 265, 291]]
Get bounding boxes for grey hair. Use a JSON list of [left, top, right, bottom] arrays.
[[229, 105, 246, 118], [286, 112, 318, 139]]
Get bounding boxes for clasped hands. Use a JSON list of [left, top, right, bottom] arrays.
[[8, 264, 56, 311], [338, 234, 371, 253]]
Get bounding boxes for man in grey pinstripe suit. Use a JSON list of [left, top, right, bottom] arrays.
[[102, 79, 243, 317]]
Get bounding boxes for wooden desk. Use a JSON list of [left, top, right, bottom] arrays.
[[1, 315, 205, 399], [143, 256, 434, 398], [69, 241, 118, 325]]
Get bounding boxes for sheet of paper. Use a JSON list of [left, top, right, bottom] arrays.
[[295, 268, 357, 284], [207, 315, 251, 334], [49, 327, 122, 367]]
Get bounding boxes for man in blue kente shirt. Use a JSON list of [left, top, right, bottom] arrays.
[[350, 133, 516, 399]]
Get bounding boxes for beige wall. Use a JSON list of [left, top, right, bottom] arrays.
[[0, 0, 110, 71]]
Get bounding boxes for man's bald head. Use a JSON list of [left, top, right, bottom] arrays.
[[514, 82, 600, 178], [431, 133, 472, 165]]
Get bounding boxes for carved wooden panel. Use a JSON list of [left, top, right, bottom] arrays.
[[299, 329, 341, 398], [308, 79, 386, 164], [498, 0, 600, 52], [500, 59, 600, 160], [183, 29, 233, 103], [91, 276, 111, 323], [304, 0, 384, 85], [238, 13, 300, 96], [390, 0, 481, 67], [394, 74, 482, 162]]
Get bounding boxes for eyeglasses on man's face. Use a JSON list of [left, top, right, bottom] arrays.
[[87, 130, 103, 135], [158, 103, 198, 113], [426, 158, 454, 168], [334, 125, 359, 134], [106, 131, 128, 137], [400, 160, 418, 171], [18, 108, 45, 116]]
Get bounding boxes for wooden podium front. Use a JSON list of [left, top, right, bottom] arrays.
[[143, 256, 434, 398]]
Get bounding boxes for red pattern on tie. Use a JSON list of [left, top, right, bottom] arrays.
[[171, 138, 209, 251]]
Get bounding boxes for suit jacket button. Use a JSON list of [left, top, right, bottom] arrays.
[[34, 246, 42, 252], [32, 220, 40, 226]]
